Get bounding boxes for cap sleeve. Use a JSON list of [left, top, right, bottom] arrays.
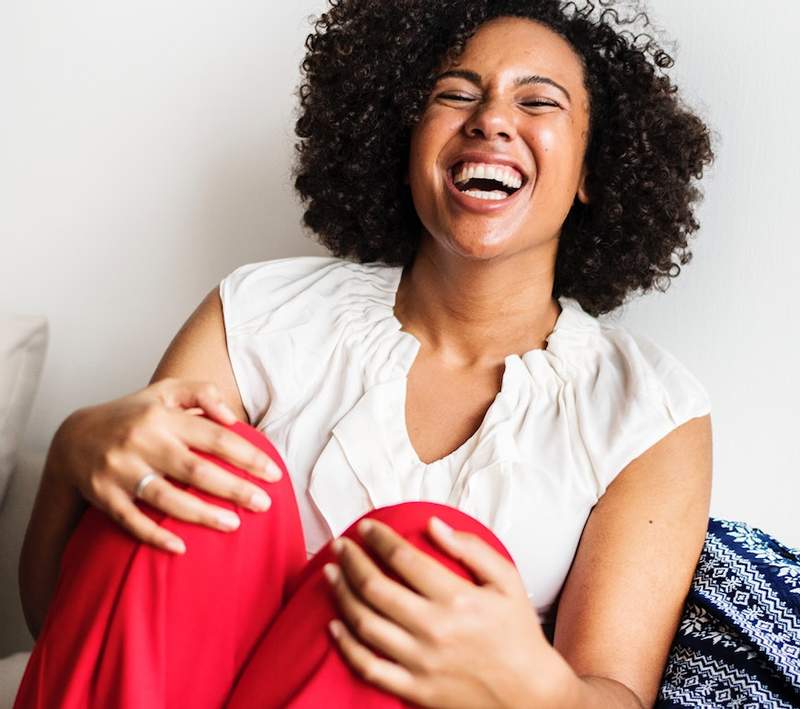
[[580, 329, 712, 497], [635, 332, 712, 426], [218, 256, 343, 428]]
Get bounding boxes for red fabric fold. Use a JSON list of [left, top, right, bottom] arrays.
[[14, 420, 515, 709]]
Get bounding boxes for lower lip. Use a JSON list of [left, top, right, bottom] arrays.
[[444, 168, 530, 214]]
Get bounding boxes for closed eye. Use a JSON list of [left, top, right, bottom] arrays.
[[438, 93, 558, 108], [438, 93, 475, 102]]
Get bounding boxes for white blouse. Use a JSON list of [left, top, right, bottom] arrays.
[[219, 256, 712, 625]]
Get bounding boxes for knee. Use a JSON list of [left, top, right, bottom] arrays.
[[362, 500, 475, 533], [357, 501, 514, 565]]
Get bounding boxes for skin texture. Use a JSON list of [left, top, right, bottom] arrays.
[[405, 18, 590, 263], [20, 13, 714, 709]]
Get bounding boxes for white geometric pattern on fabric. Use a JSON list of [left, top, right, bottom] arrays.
[[659, 646, 797, 709], [657, 519, 800, 708]]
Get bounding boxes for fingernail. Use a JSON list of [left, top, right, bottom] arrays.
[[323, 563, 339, 584], [216, 510, 241, 530], [430, 516, 454, 538], [329, 619, 342, 638], [358, 519, 373, 536], [249, 490, 271, 511], [265, 459, 282, 481], [219, 403, 237, 424], [331, 538, 344, 554], [166, 538, 186, 554]]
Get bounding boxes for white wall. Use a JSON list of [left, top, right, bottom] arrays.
[[614, 1, 800, 547], [0, 0, 329, 447], [2, 1, 798, 546]]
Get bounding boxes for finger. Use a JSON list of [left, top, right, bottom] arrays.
[[323, 562, 422, 671], [192, 384, 239, 425], [154, 436, 272, 513], [355, 518, 472, 601], [133, 471, 246, 533], [332, 536, 434, 638], [426, 516, 520, 592], [167, 410, 282, 481], [103, 485, 187, 554], [155, 378, 239, 426], [328, 619, 421, 704]]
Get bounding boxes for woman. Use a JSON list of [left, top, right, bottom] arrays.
[[16, 1, 716, 707]]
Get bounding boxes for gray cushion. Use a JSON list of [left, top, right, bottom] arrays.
[[0, 315, 47, 504], [0, 652, 30, 709], [0, 449, 45, 657]]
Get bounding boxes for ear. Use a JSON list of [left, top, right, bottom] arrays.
[[576, 164, 590, 205]]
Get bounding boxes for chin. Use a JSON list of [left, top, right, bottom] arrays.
[[442, 230, 519, 262]]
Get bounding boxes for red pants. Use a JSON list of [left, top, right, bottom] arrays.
[[14, 420, 516, 708]]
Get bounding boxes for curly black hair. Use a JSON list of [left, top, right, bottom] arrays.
[[291, 0, 715, 317]]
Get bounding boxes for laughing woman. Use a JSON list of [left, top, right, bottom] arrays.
[[16, 1, 717, 707]]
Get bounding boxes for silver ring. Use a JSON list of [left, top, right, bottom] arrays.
[[133, 471, 159, 499]]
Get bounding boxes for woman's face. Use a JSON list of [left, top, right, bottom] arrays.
[[408, 16, 591, 262]]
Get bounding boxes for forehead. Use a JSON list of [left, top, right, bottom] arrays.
[[440, 16, 585, 87]]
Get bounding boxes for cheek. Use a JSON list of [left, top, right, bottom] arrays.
[[533, 124, 574, 162], [410, 112, 462, 165], [530, 124, 585, 186], [536, 124, 559, 152]]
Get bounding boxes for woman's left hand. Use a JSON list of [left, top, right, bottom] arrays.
[[322, 515, 576, 708]]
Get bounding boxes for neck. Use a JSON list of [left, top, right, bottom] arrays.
[[394, 238, 562, 368]]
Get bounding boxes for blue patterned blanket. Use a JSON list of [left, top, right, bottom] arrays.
[[657, 518, 800, 708]]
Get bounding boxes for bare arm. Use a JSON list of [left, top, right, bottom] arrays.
[[148, 286, 248, 418], [19, 288, 274, 636], [552, 413, 713, 707]]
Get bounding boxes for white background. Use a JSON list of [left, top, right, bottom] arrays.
[[2, 1, 798, 545]]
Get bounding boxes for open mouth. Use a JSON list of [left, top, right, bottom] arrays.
[[447, 161, 528, 201]]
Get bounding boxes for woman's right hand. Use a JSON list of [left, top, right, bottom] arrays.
[[50, 377, 283, 554]]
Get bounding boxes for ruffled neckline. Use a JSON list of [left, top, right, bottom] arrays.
[[307, 259, 603, 552], [354, 261, 601, 470], [381, 262, 597, 371]]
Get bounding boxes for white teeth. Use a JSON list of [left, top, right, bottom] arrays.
[[463, 189, 508, 201], [452, 161, 524, 191]]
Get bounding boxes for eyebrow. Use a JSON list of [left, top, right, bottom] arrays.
[[434, 69, 572, 102]]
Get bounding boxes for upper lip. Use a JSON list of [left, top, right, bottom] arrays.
[[446, 150, 530, 184]]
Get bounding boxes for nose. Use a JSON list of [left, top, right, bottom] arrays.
[[463, 97, 517, 141]]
